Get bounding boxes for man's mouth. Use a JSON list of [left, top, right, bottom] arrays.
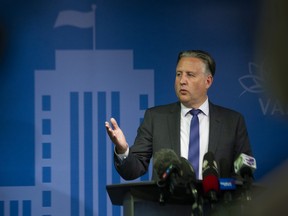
[[180, 89, 188, 94]]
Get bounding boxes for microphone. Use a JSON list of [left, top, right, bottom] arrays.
[[178, 157, 202, 215], [219, 158, 236, 190], [234, 153, 256, 201], [219, 158, 236, 203], [153, 148, 181, 183], [177, 157, 198, 198], [234, 153, 256, 179], [202, 152, 220, 203], [153, 148, 181, 203]]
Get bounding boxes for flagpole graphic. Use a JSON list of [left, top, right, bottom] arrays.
[[54, 4, 96, 49]]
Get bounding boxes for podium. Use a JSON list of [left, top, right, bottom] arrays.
[[106, 181, 265, 216], [106, 181, 196, 216]]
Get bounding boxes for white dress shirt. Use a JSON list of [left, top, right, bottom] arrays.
[[180, 98, 210, 179]]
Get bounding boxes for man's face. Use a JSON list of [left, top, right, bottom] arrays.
[[174, 57, 213, 108]]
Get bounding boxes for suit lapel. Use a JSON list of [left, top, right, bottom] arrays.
[[208, 102, 222, 153], [167, 103, 181, 156]]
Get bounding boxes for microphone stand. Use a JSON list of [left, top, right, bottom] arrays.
[[188, 183, 203, 216], [156, 179, 169, 205], [236, 175, 253, 216]]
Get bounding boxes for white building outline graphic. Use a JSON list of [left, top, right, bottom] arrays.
[[0, 6, 154, 216]]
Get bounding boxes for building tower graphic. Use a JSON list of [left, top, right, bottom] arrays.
[[0, 6, 154, 216]]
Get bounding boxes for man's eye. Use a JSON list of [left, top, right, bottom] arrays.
[[187, 73, 195, 77]]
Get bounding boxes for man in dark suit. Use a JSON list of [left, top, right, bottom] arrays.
[[105, 50, 253, 180]]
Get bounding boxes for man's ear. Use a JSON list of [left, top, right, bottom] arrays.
[[206, 75, 213, 89]]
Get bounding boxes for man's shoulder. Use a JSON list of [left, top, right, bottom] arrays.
[[147, 102, 180, 113], [209, 102, 243, 117]]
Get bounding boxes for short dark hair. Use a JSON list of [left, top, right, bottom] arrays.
[[177, 50, 216, 77]]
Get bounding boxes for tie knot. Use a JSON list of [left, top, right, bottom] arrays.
[[190, 109, 201, 116]]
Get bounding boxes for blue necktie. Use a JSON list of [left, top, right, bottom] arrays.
[[188, 109, 201, 179]]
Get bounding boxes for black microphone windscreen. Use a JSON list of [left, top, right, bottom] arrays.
[[202, 151, 219, 177], [153, 148, 181, 178], [202, 152, 219, 197], [203, 151, 214, 161], [240, 166, 253, 179], [179, 157, 196, 182]]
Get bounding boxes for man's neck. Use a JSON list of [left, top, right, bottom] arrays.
[[183, 96, 208, 109]]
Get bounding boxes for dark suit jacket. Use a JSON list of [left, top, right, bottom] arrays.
[[114, 101, 253, 180]]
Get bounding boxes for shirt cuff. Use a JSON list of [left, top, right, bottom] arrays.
[[114, 146, 129, 161]]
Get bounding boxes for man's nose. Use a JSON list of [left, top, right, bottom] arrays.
[[179, 75, 187, 84]]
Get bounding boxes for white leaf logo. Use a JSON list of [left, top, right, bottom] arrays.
[[239, 62, 264, 96]]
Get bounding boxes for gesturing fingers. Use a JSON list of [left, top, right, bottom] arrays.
[[105, 118, 128, 153], [105, 118, 121, 139], [105, 121, 115, 137], [110, 118, 119, 130]]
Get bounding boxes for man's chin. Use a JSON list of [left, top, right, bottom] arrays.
[[178, 99, 191, 107]]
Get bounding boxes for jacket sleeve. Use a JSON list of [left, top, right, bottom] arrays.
[[114, 109, 153, 180]]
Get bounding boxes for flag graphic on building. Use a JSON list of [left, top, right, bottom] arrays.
[[54, 5, 97, 49]]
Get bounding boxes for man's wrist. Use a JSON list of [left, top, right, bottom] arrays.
[[115, 146, 129, 161], [116, 144, 128, 154]]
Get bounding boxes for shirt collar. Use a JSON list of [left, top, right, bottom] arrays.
[[181, 98, 209, 117]]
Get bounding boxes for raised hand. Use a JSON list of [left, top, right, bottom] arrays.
[[105, 118, 128, 154]]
